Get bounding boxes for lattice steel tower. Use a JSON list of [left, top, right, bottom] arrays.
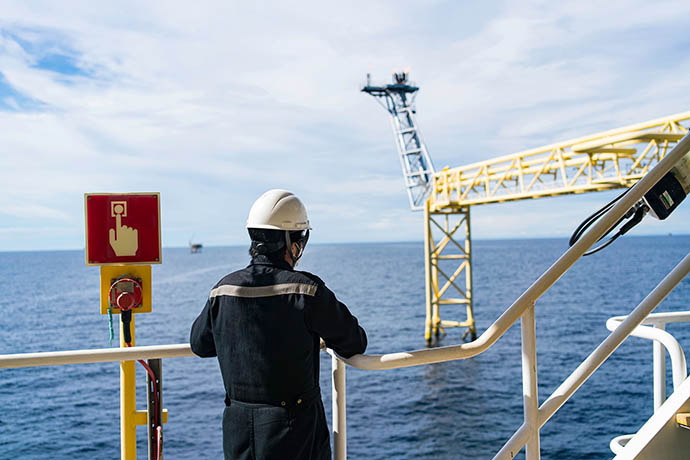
[[362, 72, 435, 210], [363, 71, 476, 343], [363, 71, 690, 345]]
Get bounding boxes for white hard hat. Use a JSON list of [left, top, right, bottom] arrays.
[[246, 189, 311, 231]]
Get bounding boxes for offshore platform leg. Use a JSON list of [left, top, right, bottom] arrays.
[[424, 201, 477, 345]]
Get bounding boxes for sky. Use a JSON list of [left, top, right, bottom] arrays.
[[1, 0, 690, 251]]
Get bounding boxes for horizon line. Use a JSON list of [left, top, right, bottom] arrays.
[[0, 233, 686, 254]]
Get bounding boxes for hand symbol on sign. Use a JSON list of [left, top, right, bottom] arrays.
[[109, 203, 138, 256]]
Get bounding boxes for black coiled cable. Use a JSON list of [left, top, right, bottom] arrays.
[[569, 188, 648, 256]]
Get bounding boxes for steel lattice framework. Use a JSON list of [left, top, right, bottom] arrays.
[[431, 113, 690, 211], [364, 72, 690, 344], [362, 72, 435, 210]]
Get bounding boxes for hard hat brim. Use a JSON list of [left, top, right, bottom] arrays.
[[246, 223, 312, 230]]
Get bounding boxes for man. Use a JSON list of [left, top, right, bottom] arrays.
[[190, 189, 367, 460]]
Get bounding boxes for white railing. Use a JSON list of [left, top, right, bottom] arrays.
[[1, 267, 688, 460], [330, 254, 690, 460], [1, 133, 690, 459], [607, 312, 690, 455], [0, 344, 194, 369], [329, 133, 690, 460], [608, 312, 689, 409]]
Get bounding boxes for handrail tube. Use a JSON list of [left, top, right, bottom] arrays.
[[493, 253, 690, 459], [0, 344, 194, 369], [610, 434, 632, 455], [612, 311, 690, 326], [537, 253, 690, 427], [493, 423, 531, 460], [606, 318, 687, 390], [343, 133, 690, 372]]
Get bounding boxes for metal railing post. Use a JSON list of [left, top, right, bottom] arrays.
[[521, 303, 540, 459], [332, 355, 347, 460], [653, 324, 666, 411]]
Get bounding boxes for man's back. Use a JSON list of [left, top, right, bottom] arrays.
[[190, 254, 367, 460], [190, 189, 367, 460]]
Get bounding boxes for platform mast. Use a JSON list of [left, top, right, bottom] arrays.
[[362, 72, 476, 343], [362, 72, 435, 210]]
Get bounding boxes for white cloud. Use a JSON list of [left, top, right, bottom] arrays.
[[0, 0, 689, 251], [0, 204, 70, 221]]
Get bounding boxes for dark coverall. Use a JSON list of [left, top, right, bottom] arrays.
[[190, 255, 367, 460]]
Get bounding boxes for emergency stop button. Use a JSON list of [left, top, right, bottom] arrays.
[[109, 277, 143, 311]]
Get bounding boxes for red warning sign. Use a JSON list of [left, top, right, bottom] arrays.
[[84, 193, 161, 265]]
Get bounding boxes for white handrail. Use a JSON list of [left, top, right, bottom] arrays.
[[327, 262, 690, 458], [630, 311, 690, 326], [618, 311, 690, 409], [606, 312, 690, 455], [538, 254, 690, 423], [0, 344, 194, 369], [326, 253, 690, 460], [487, 253, 690, 460], [607, 314, 688, 396]]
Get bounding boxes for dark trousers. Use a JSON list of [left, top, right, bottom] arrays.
[[223, 391, 331, 460]]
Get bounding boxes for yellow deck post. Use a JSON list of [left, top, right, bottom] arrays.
[[465, 208, 476, 341], [121, 314, 136, 460], [431, 213, 441, 339]]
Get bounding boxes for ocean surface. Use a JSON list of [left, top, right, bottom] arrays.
[[1, 236, 689, 459]]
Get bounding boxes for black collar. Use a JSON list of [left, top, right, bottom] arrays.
[[250, 255, 293, 271]]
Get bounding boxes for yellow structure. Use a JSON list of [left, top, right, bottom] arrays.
[[120, 311, 138, 459], [424, 111, 690, 344], [100, 265, 152, 315], [99, 264, 166, 460], [116, 309, 169, 460]]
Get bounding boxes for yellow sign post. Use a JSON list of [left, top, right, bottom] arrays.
[[100, 265, 154, 460], [85, 193, 164, 460]]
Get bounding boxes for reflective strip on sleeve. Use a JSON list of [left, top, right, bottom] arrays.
[[209, 283, 318, 299]]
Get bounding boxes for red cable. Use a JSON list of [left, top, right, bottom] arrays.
[[126, 342, 162, 460]]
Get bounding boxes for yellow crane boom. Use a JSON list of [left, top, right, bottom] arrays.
[[431, 111, 690, 210]]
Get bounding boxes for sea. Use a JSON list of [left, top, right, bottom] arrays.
[[1, 236, 689, 459]]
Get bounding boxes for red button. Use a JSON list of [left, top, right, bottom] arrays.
[[117, 292, 135, 310]]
